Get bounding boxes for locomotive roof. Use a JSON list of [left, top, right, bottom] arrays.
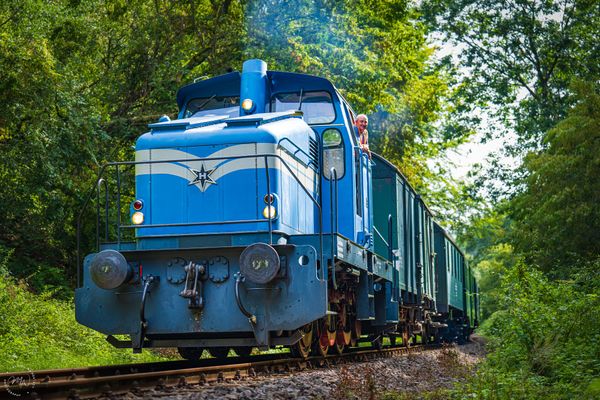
[[176, 70, 337, 110]]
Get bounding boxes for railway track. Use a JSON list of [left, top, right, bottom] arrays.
[[0, 344, 437, 399]]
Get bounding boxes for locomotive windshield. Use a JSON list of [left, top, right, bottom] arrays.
[[271, 91, 335, 124], [184, 95, 240, 118]]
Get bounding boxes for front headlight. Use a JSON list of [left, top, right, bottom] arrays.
[[239, 243, 280, 284], [132, 211, 144, 225], [262, 205, 276, 219], [241, 98, 254, 112]]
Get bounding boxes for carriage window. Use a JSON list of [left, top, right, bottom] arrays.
[[184, 96, 240, 118], [322, 128, 344, 179], [271, 91, 335, 124]]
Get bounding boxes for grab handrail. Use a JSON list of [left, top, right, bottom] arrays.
[[76, 152, 323, 287], [329, 167, 338, 290]]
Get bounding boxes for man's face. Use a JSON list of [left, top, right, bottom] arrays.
[[355, 116, 368, 134]]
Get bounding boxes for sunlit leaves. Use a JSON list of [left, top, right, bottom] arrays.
[[510, 82, 600, 276], [0, 0, 246, 291]]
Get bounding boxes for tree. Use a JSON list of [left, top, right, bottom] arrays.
[[246, 0, 471, 208], [422, 0, 600, 150], [0, 0, 246, 293], [510, 82, 600, 276]]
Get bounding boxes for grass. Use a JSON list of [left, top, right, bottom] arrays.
[[0, 270, 167, 372]]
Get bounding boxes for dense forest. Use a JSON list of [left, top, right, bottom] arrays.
[[1, 0, 598, 397]]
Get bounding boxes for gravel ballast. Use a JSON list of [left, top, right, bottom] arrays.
[[135, 343, 485, 400]]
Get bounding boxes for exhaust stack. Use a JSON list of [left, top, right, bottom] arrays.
[[239, 59, 268, 115]]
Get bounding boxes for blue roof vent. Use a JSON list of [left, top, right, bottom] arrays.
[[158, 115, 171, 123]]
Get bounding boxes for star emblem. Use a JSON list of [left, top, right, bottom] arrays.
[[188, 163, 217, 190]]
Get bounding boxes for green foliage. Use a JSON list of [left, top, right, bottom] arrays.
[[246, 0, 427, 112], [421, 0, 600, 202], [421, 0, 600, 149], [0, 0, 246, 292], [456, 261, 600, 399], [0, 257, 164, 372], [245, 0, 471, 202], [453, 204, 516, 318], [510, 83, 600, 276]]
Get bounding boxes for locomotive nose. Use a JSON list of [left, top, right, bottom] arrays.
[[89, 250, 133, 289]]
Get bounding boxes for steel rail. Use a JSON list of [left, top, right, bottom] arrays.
[[1, 344, 440, 399]]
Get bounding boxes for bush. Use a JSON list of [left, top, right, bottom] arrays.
[[455, 261, 600, 399], [0, 261, 166, 372]]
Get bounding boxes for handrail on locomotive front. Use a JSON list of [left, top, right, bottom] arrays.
[[76, 152, 328, 288], [277, 137, 318, 172]]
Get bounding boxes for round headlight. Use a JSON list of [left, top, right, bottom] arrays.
[[90, 250, 133, 289], [239, 243, 280, 284], [262, 205, 276, 219], [132, 211, 144, 225], [241, 98, 254, 112]]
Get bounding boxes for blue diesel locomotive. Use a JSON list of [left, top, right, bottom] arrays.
[[75, 59, 479, 359]]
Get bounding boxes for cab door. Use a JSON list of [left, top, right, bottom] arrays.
[[355, 148, 372, 247], [341, 103, 372, 248]]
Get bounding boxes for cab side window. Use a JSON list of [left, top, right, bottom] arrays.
[[322, 128, 344, 179]]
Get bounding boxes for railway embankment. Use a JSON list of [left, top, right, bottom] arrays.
[[145, 343, 485, 400]]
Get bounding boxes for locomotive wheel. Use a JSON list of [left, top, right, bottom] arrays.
[[332, 329, 352, 355], [330, 341, 345, 355], [208, 347, 230, 358], [331, 304, 352, 354], [402, 329, 412, 347], [290, 324, 313, 359], [233, 347, 253, 357], [177, 347, 204, 360], [350, 319, 361, 347], [312, 319, 330, 357]]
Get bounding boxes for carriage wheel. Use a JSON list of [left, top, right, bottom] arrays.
[[402, 328, 412, 348], [371, 336, 383, 350], [177, 347, 204, 360]]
